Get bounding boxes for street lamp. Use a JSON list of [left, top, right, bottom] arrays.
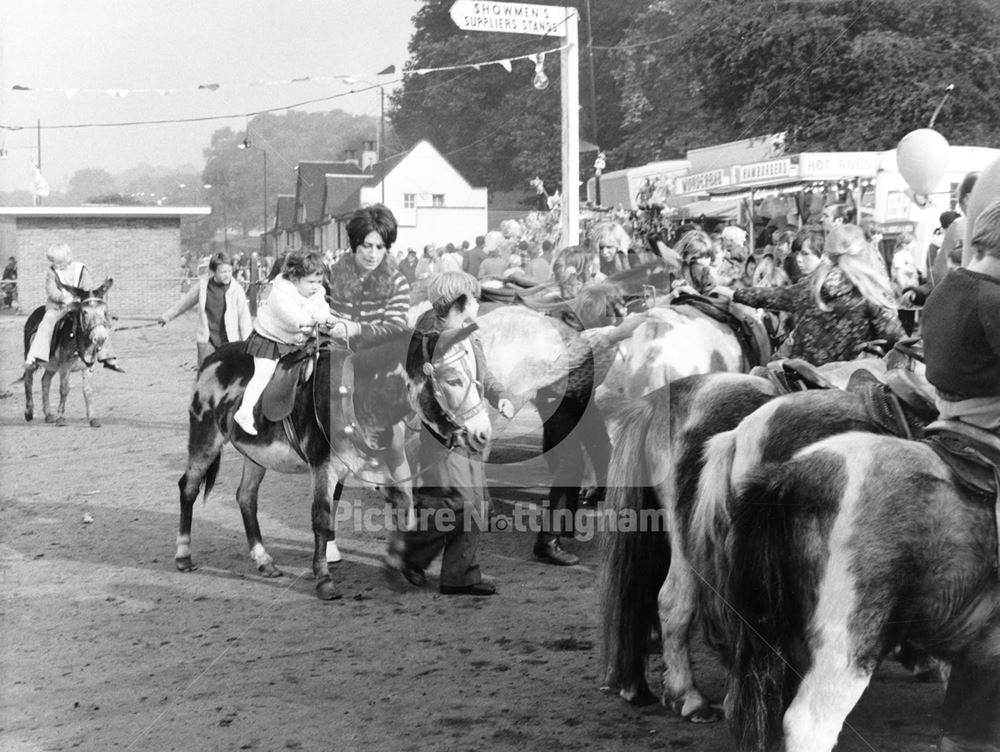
[[238, 137, 269, 252]]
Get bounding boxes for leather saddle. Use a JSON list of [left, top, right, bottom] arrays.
[[671, 291, 771, 368], [750, 358, 835, 393], [924, 420, 1000, 499], [258, 342, 392, 457], [260, 345, 316, 423]]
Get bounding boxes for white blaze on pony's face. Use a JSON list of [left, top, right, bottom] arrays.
[[409, 327, 492, 452], [434, 342, 492, 450]]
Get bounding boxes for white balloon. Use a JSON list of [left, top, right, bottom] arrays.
[[896, 128, 950, 195]]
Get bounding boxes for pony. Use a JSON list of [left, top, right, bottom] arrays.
[[174, 324, 491, 601], [599, 372, 779, 716], [595, 296, 771, 420], [600, 360, 936, 722], [727, 431, 1000, 752], [22, 278, 115, 428]]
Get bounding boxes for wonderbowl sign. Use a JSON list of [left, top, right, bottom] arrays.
[[449, 0, 571, 36]]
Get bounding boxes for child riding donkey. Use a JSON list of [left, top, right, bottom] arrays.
[[25, 243, 123, 374]]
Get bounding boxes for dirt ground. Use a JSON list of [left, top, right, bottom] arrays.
[[0, 310, 946, 752]]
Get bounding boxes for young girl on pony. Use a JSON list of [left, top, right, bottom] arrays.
[[233, 251, 336, 436], [25, 243, 123, 373]]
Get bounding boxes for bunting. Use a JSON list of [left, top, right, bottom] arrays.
[[8, 45, 569, 98]]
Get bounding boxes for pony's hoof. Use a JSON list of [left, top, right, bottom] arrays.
[[55, 417, 67, 427], [678, 703, 724, 724], [24, 411, 33, 422], [257, 562, 283, 578], [89, 419, 101, 428], [315, 576, 342, 601], [45, 414, 56, 423], [175, 556, 198, 572], [686, 706, 724, 723]]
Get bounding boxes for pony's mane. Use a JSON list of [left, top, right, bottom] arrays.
[[348, 329, 413, 375]]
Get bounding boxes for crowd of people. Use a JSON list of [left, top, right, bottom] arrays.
[[18, 163, 1000, 601]]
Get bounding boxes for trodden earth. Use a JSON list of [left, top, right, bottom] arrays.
[[0, 310, 945, 751]]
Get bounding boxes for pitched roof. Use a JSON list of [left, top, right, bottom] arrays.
[[295, 161, 363, 225], [324, 175, 368, 219], [274, 195, 296, 232], [364, 148, 409, 186]]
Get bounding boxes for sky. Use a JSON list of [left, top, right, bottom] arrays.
[[0, 0, 419, 193]]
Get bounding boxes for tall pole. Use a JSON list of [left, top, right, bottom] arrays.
[[378, 87, 384, 162], [262, 149, 268, 252], [561, 9, 580, 247], [36, 119, 41, 169], [583, 0, 599, 149]]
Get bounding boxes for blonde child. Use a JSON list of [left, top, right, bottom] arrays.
[[25, 243, 123, 372], [233, 251, 336, 435]]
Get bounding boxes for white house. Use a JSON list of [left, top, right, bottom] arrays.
[[320, 140, 488, 251]]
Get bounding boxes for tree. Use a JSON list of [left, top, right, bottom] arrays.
[[199, 109, 380, 239], [66, 168, 118, 204], [611, 0, 1000, 164], [391, 0, 647, 203]]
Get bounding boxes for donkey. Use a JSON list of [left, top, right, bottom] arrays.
[[23, 279, 115, 428]]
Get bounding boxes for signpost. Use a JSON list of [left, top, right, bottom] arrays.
[[450, 1, 579, 246]]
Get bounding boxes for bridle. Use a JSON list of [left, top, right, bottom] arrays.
[[293, 328, 490, 486], [418, 332, 487, 447], [68, 295, 110, 367]]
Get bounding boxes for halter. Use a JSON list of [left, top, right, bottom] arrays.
[[419, 332, 487, 444], [66, 295, 110, 367]]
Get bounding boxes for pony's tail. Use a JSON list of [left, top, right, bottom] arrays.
[[725, 465, 805, 752], [689, 429, 737, 566], [599, 397, 669, 699]]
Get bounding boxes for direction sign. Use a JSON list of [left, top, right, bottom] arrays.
[[449, 1, 570, 37]]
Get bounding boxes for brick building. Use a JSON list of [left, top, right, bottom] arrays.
[[0, 206, 210, 316]]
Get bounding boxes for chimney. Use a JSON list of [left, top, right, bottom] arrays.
[[361, 140, 377, 171], [342, 149, 359, 166]]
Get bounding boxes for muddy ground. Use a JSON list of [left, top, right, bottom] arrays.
[[0, 311, 945, 751]]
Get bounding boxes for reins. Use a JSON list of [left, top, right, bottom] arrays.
[[301, 332, 489, 488]]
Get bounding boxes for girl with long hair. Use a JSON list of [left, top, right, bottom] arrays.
[[731, 224, 903, 365]]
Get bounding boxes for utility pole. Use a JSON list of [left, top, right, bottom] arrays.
[[560, 9, 580, 245], [449, 2, 579, 245]]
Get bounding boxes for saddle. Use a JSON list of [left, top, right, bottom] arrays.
[[751, 359, 938, 440], [258, 342, 392, 458], [750, 358, 835, 393], [260, 345, 316, 422], [671, 291, 770, 368], [924, 420, 1000, 499]]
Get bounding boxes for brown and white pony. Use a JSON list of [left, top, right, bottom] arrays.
[[175, 325, 490, 601], [727, 431, 1000, 751], [601, 371, 997, 750]]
